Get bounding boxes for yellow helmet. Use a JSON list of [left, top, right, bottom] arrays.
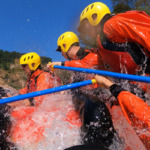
[[20, 52, 41, 70], [56, 31, 79, 53], [79, 2, 111, 26]]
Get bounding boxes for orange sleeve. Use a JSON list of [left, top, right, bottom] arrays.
[[117, 91, 150, 129], [19, 87, 28, 95], [65, 53, 101, 89], [65, 59, 90, 68], [104, 11, 150, 57], [34, 72, 61, 106], [65, 53, 105, 69]]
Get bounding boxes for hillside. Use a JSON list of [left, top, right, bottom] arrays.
[[0, 50, 52, 90]]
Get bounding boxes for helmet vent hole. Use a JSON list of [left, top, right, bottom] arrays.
[[28, 56, 30, 59], [62, 35, 64, 39], [63, 44, 66, 49], [31, 55, 33, 59], [92, 13, 97, 21], [86, 7, 89, 12], [91, 4, 94, 9], [24, 58, 26, 61], [82, 11, 84, 16]]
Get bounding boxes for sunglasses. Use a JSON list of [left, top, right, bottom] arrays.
[[21, 64, 27, 68]]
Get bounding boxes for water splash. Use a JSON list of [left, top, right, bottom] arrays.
[[11, 93, 81, 150]]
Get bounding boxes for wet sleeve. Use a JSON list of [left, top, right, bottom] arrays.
[[104, 12, 150, 55], [64, 53, 104, 69], [110, 84, 150, 128], [117, 91, 150, 129], [65, 59, 90, 68]]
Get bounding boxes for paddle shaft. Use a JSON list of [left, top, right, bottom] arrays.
[[53, 65, 150, 83], [0, 79, 95, 105]]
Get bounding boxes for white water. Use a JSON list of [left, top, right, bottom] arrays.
[[11, 92, 81, 150], [8, 79, 150, 150]]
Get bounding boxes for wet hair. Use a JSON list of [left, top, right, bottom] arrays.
[[71, 42, 79, 47]]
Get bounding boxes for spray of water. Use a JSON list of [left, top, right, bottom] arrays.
[[7, 64, 150, 150], [11, 93, 81, 150]]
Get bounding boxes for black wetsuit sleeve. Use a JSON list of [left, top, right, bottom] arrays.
[[109, 84, 124, 98], [61, 61, 65, 66]]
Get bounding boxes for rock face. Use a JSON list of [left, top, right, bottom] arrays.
[[0, 61, 27, 90], [0, 78, 17, 95]]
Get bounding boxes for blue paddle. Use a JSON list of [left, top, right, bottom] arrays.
[[53, 65, 150, 83], [0, 79, 96, 105]]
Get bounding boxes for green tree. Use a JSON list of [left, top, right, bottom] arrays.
[[134, 0, 150, 15], [112, 3, 131, 13], [41, 56, 52, 64], [112, 0, 150, 15], [0, 49, 52, 69]]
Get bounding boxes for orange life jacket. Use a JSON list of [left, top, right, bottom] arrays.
[[19, 69, 61, 107], [103, 11, 150, 58], [64, 47, 105, 70], [97, 36, 145, 75], [64, 47, 106, 89], [111, 84, 150, 149], [96, 11, 150, 74], [11, 69, 81, 146]]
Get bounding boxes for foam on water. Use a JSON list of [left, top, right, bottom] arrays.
[[9, 77, 150, 150], [11, 92, 81, 150]]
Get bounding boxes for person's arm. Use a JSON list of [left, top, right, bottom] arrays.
[[47, 53, 105, 69], [95, 75, 150, 129], [94, 75, 114, 88], [65, 53, 104, 69], [46, 60, 89, 69], [47, 62, 62, 71], [104, 11, 150, 56], [95, 75, 124, 98]]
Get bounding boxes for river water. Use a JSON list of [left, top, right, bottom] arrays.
[[9, 79, 149, 150], [11, 93, 81, 150]]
